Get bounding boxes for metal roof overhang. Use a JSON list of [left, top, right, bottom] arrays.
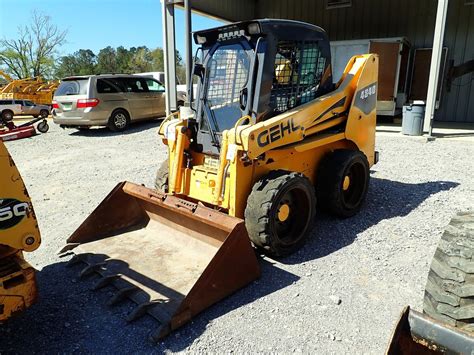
[[167, 0, 255, 22]]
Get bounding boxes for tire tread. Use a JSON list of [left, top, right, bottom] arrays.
[[245, 170, 316, 257], [423, 212, 474, 329]]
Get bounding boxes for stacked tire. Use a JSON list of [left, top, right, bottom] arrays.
[[424, 212, 474, 332]]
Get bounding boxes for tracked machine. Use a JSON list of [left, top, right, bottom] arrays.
[[60, 19, 379, 340], [0, 140, 41, 321]]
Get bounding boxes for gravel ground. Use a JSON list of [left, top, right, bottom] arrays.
[[1, 120, 473, 354]]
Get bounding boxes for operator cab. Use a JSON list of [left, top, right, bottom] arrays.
[[191, 19, 333, 155]]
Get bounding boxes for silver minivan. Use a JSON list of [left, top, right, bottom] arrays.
[[52, 74, 185, 131]]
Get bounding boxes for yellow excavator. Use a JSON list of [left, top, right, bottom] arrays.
[[59, 19, 378, 340], [0, 140, 41, 322]]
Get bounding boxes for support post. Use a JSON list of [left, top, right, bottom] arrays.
[[184, 0, 193, 105], [161, 0, 178, 115], [424, 0, 449, 135]]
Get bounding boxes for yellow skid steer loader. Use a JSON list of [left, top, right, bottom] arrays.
[[0, 140, 41, 322], [60, 19, 379, 340]]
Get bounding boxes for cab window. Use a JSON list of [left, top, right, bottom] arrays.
[[270, 41, 326, 114], [145, 79, 165, 93]]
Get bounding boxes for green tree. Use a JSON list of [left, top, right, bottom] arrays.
[[150, 47, 164, 71], [96, 46, 118, 74], [53, 45, 187, 83], [0, 11, 67, 79], [129, 46, 153, 72], [116, 46, 133, 73], [55, 49, 96, 77]]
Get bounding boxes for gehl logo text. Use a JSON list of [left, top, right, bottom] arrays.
[[257, 118, 301, 147]]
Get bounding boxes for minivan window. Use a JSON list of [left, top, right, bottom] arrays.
[[0, 100, 13, 105], [122, 78, 148, 93], [24, 100, 35, 106], [14, 100, 23, 105], [146, 79, 165, 92], [56, 79, 89, 96], [97, 78, 123, 93]]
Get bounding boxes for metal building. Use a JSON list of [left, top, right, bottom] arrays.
[[161, 0, 474, 131]]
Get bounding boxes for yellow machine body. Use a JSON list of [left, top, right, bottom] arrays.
[[61, 20, 379, 340], [0, 76, 59, 105], [0, 140, 41, 322], [159, 54, 378, 218]]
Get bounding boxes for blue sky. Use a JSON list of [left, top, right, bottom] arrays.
[[0, 0, 224, 57]]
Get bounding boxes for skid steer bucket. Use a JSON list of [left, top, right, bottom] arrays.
[[59, 182, 260, 341], [386, 307, 474, 354]]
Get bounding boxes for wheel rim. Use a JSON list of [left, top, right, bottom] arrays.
[[114, 113, 127, 129], [277, 204, 290, 222], [272, 185, 312, 246], [38, 122, 48, 132], [342, 162, 367, 209], [4, 112, 12, 121]]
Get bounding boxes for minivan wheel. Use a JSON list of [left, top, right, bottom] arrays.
[[108, 109, 130, 132]]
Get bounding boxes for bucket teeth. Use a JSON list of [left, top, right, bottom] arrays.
[[149, 324, 170, 343], [79, 262, 106, 279], [58, 243, 80, 256], [92, 274, 120, 291], [107, 286, 138, 306], [67, 254, 86, 267], [127, 299, 168, 322]]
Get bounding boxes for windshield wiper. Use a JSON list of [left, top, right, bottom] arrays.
[[203, 99, 220, 149]]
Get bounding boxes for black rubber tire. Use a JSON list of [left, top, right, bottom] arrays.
[[39, 109, 49, 118], [423, 212, 474, 332], [37, 120, 49, 133], [155, 159, 169, 192], [317, 149, 370, 218], [33, 115, 39, 118], [108, 109, 130, 132], [1, 110, 14, 122], [245, 170, 316, 257]]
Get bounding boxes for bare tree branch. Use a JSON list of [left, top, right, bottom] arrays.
[[0, 10, 67, 79]]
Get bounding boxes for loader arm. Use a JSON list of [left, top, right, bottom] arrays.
[[0, 141, 41, 252], [0, 140, 41, 322], [237, 54, 378, 162]]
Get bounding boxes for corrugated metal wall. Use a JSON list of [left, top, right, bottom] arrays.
[[256, 0, 474, 123], [187, 0, 473, 123]]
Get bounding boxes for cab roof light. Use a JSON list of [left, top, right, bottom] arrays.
[[247, 22, 261, 35], [196, 35, 207, 44]]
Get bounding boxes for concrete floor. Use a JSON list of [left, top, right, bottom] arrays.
[[377, 120, 474, 142]]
